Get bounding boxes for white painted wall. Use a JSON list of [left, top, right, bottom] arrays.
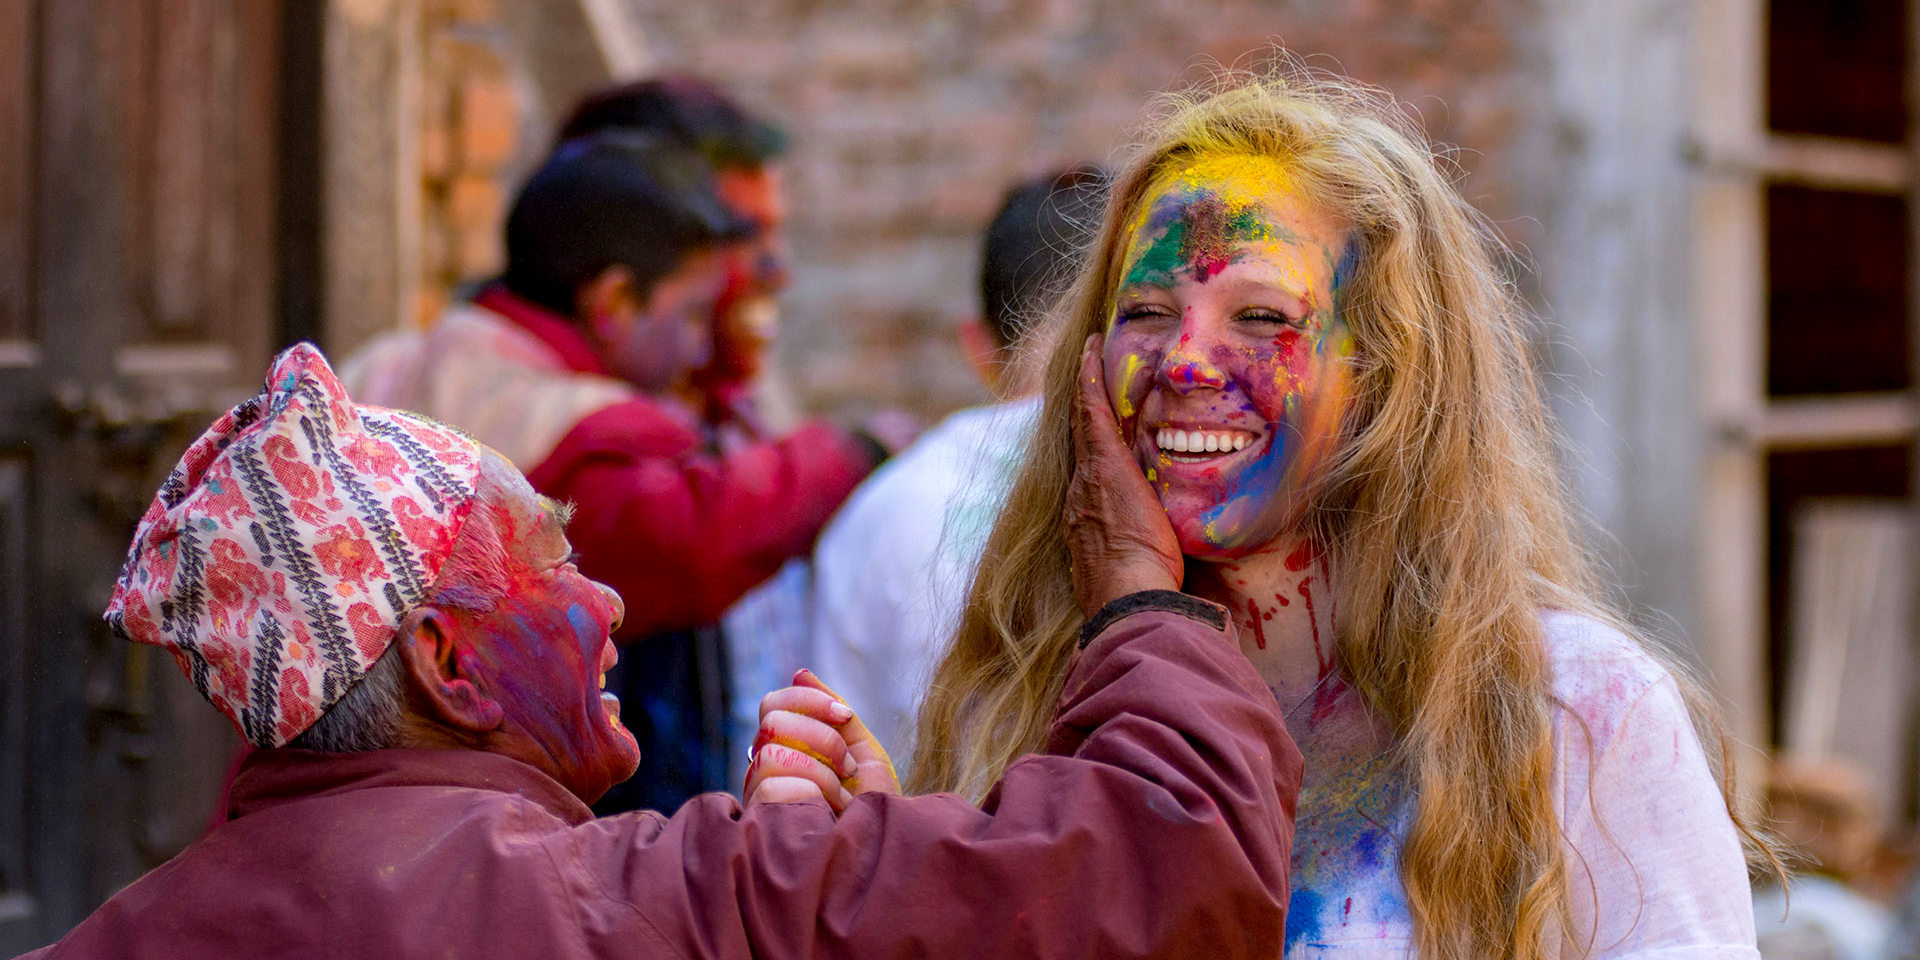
[[1537, 0, 1706, 653]]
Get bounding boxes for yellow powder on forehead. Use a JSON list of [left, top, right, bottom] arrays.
[[1122, 150, 1301, 257], [1156, 151, 1298, 204]]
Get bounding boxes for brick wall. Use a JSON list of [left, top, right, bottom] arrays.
[[627, 0, 1551, 422], [413, 0, 544, 327]]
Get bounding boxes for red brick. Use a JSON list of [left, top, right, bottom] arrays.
[[458, 75, 518, 173], [444, 173, 503, 233]]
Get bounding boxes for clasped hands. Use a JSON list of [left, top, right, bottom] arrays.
[[743, 669, 900, 810]]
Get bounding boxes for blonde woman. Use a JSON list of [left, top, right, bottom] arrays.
[[910, 66, 1769, 960]]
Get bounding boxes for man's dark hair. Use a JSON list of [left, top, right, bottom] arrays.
[[979, 165, 1109, 348], [555, 76, 787, 171], [501, 130, 757, 316]]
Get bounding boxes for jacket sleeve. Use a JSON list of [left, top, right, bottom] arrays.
[[524, 399, 877, 638], [581, 600, 1301, 960]]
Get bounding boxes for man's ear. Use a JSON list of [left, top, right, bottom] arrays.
[[394, 607, 505, 735], [575, 264, 642, 332], [957, 316, 1006, 396]]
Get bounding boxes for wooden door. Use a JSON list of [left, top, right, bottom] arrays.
[[0, 0, 282, 949]]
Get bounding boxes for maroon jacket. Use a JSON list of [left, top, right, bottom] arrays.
[[23, 604, 1300, 959]]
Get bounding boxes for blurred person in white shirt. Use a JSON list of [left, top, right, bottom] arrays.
[[725, 167, 1108, 779]]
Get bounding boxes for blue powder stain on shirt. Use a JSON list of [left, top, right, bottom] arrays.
[[1286, 887, 1326, 950], [1352, 824, 1389, 870]]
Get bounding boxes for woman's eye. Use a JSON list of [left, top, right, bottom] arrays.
[[1116, 305, 1178, 324], [1238, 309, 1304, 329]]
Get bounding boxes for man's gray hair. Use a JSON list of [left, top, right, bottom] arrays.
[[286, 645, 407, 752]]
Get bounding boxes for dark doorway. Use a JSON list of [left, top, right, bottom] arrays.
[[0, 1, 300, 950]]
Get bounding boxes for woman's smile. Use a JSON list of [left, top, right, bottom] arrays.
[[1150, 424, 1262, 459]]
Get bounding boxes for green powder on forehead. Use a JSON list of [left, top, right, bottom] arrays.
[[1123, 192, 1274, 288], [1123, 214, 1190, 289]]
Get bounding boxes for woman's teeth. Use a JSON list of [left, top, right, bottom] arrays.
[[1156, 428, 1252, 454]]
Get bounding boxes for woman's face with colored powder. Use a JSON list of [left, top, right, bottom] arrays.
[[1101, 154, 1356, 559]]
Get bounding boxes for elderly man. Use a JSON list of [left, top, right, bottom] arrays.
[[21, 345, 1300, 959]]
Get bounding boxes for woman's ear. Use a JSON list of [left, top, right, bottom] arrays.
[[394, 607, 505, 735]]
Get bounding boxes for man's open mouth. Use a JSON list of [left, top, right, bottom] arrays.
[[598, 642, 621, 725]]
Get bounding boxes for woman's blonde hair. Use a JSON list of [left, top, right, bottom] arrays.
[[910, 61, 1771, 960]]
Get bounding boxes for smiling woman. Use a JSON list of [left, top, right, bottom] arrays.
[[910, 62, 1775, 960], [1104, 151, 1357, 556]]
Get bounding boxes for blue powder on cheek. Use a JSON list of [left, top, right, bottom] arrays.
[[1196, 428, 1291, 546], [1286, 887, 1327, 950], [565, 602, 613, 672], [567, 603, 598, 651], [499, 611, 557, 661]]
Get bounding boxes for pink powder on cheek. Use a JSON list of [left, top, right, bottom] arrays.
[[463, 560, 630, 792]]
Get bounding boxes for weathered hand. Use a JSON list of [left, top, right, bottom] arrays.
[[1065, 333, 1183, 617], [743, 747, 847, 810]]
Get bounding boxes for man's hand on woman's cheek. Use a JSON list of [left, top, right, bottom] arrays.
[[1066, 333, 1184, 616]]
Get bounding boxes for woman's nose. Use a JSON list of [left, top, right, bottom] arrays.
[[1162, 341, 1227, 392], [594, 581, 625, 634]]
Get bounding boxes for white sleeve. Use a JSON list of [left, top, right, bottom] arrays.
[[806, 481, 956, 764], [1559, 666, 1759, 959]]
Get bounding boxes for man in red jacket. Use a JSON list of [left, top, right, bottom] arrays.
[[343, 131, 878, 639], [341, 130, 885, 809], [21, 343, 1300, 959]]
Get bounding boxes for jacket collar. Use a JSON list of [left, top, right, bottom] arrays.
[[472, 284, 613, 378], [228, 747, 598, 826]]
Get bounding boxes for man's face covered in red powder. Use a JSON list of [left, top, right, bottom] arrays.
[[704, 165, 791, 382], [456, 455, 638, 802]]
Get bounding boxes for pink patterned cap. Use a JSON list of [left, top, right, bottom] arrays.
[[105, 343, 486, 747]]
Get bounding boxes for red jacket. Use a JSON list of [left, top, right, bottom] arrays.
[[389, 288, 879, 641], [23, 605, 1300, 960], [525, 397, 873, 640]]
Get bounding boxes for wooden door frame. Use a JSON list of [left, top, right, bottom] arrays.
[[0, 1, 287, 950]]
